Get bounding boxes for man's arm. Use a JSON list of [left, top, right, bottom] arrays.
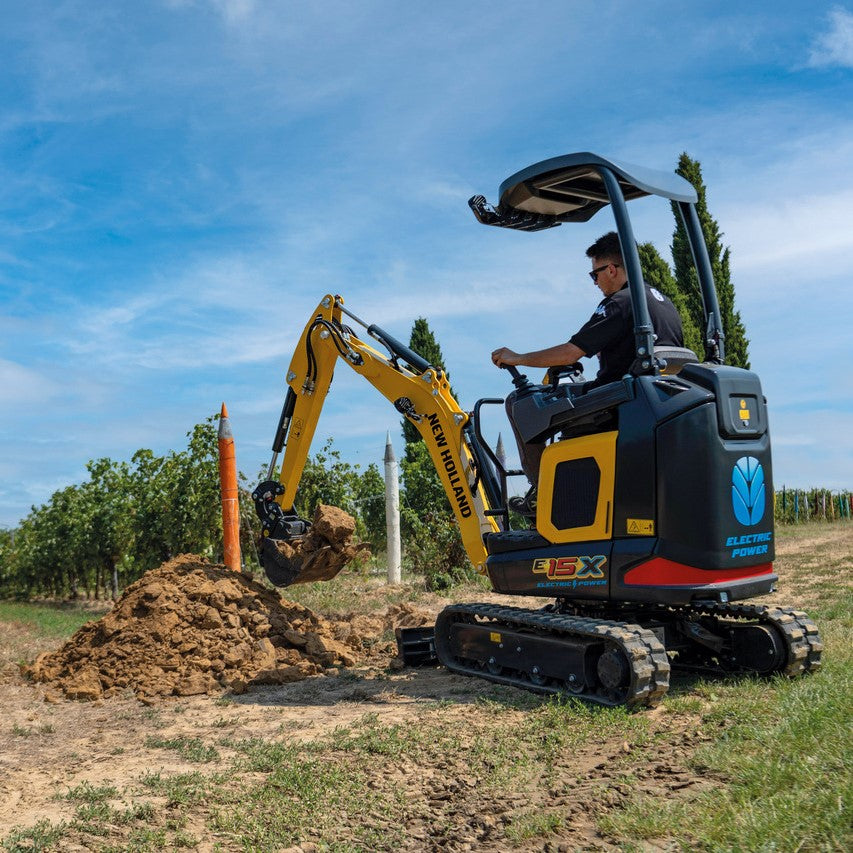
[[491, 341, 586, 368]]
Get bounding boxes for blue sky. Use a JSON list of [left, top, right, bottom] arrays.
[[2, 1, 853, 527]]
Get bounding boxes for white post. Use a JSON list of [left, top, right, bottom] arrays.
[[384, 431, 402, 584]]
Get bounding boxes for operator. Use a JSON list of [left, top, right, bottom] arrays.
[[491, 231, 684, 516]]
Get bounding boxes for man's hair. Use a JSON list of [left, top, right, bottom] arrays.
[[586, 231, 623, 263]]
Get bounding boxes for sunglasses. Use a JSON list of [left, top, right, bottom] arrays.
[[589, 263, 620, 282]]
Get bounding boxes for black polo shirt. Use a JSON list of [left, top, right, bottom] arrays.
[[569, 282, 684, 386]]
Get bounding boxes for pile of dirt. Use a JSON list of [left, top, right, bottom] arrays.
[[27, 554, 432, 703]]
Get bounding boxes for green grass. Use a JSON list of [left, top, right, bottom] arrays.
[[506, 809, 563, 843], [226, 735, 303, 771], [140, 769, 227, 807], [8, 774, 194, 853], [208, 742, 392, 850], [327, 711, 455, 758], [1, 819, 68, 853], [61, 781, 119, 803], [143, 735, 220, 763], [7, 668, 849, 851], [109, 825, 168, 852], [1, 522, 849, 852], [139, 708, 652, 850], [600, 591, 853, 850], [775, 517, 852, 538], [0, 601, 101, 638]]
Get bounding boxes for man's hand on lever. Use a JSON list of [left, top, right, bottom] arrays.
[[491, 347, 522, 368]]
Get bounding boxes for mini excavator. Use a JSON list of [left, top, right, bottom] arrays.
[[252, 152, 822, 707]]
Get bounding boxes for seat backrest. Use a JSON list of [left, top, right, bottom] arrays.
[[654, 345, 700, 375]]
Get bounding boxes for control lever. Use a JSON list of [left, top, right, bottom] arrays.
[[501, 364, 537, 398]]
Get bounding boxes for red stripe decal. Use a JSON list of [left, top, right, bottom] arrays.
[[624, 558, 774, 587]]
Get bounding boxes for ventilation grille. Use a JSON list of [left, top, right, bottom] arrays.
[[550, 457, 600, 529]]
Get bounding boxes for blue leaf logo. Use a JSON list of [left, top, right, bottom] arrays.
[[732, 456, 766, 526]]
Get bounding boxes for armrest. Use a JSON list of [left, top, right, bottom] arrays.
[[654, 346, 699, 375]]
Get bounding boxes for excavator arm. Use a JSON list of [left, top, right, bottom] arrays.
[[252, 294, 501, 586]]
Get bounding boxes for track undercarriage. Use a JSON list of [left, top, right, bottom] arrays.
[[427, 600, 822, 707]]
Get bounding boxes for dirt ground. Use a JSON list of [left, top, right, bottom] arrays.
[[1, 524, 849, 851]]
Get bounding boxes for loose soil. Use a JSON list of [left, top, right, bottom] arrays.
[[2, 524, 850, 851], [26, 552, 426, 703]]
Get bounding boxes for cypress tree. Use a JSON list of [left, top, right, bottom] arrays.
[[671, 153, 750, 368], [638, 241, 703, 357]]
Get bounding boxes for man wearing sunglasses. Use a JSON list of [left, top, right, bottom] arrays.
[[491, 231, 683, 515]]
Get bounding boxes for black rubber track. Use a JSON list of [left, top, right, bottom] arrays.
[[434, 603, 671, 708], [563, 600, 823, 679], [683, 602, 823, 677]]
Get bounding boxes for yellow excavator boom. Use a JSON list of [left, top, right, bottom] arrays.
[[252, 294, 500, 584]]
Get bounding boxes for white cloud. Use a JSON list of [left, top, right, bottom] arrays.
[[808, 6, 853, 68], [0, 359, 60, 406], [723, 187, 853, 271], [210, 0, 257, 24]]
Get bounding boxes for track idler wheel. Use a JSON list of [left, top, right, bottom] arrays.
[[728, 623, 788, 674], [596, 644, 631, 700]]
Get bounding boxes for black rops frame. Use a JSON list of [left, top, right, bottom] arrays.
[[471, 152, 726, 368]]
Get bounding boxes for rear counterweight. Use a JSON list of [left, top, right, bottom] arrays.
[[655, 365, 775, 570], [656, 401, 774, 569], [613, 364, 777, 604]]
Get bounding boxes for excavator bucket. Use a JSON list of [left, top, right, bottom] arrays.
[[260, 535, 310, 587], [252, 484, 369, 588], [261, 532, 353, 587]]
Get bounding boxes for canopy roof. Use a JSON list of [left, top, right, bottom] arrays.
[[497, 152, 698, 223]]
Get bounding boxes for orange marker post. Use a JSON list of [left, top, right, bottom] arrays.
[[218, 402, 241, 572]]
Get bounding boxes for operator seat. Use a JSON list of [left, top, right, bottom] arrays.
[[555, 344, 699, 433], [513, 345, 702, 447]]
